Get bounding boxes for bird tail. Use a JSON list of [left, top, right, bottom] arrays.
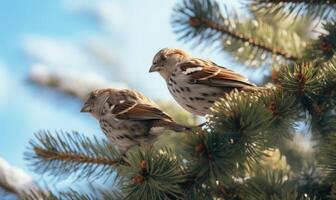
[[152, 120, 192, 132]]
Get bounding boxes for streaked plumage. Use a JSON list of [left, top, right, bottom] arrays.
[[81, 88, 190, 153], [149, 48, 257, 116]]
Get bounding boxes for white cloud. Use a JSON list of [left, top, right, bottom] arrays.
[[0, 157, 38, 195], [62, 0, 124, 32], [83, 37, 119, 67], [22, 35, 128, 83], [22, 36, 92, 71]]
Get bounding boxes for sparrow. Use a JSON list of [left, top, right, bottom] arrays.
[[81, 88, 190, 153], [149, 48, 257, 116]]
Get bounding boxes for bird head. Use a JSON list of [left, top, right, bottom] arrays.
[[149, 48, 189, 80], [81, 89, 111, 119]]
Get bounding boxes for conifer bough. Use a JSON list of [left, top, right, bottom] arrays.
[[18, 0, 336, 199]]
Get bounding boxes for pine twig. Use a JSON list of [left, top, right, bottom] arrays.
[[25, 130, 123, 181], [0, 181, 18, 196], [249, 0, 336, 22], [305, 21, 336, 62], [33, 147, 122, 167], [172, 0, 299, 63], [188, 16, 298, 60]]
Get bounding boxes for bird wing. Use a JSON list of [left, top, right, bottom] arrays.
[[111, 100, 173, 121], [178, 58, 256, 88]]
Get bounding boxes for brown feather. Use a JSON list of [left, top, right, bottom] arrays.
[[115, 103, 173, 121], [111, 101, 137, 115], [179, 58, 256, 88]]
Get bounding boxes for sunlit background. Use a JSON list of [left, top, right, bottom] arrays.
[[0, 0, 261, 194]]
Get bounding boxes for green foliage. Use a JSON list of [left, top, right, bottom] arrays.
[[260, 89, 300, 141], [220, 18, 305, 67], [243, 169, 296, 200], [25, 130, 121, 181], [277, 63, 322, 97], [303, 59, 336, 135], [172, 0, 224, 48], [312, 112, 336, 137], [21, 188, 123, 200], [249, 8, 313, 40], [321, 59, 336, 97], [318, 132, 336, 181], [248, 0, 336, 22], [181, 177, 214, 200], [181, 131, 241, 183], [20, 0, 336, 199], [208, 91, 273, 134], [276, 62, 326, 116], [172, 0, 301, 65], [121, 147, 185, 200], [305, 21, 336, 63], [211, 180, 243, 200], [294, 162, 332, 200], [209, 91, 273, 164]]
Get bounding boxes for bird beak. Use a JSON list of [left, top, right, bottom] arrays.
[[149, 65, 159, 73], [80, 104, 91, 113]]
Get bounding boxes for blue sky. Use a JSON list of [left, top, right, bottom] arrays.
[[0, 0, 102, 167], [0, 0, 256, 189]]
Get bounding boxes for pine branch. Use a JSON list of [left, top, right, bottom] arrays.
[[21, 191, 58, 200], [249, 6, 313, 40], [318, 132, 336, 182], [312, 111, 336, 138], [180, 175, 214, 200], [276, 58, 336, 120], [305, 21, 336, 63], [219, 18, 306, 67], [294, 162, 331, 199], [321, 59, 336, 98], [208, 90, 274, 135], [194, 88, 308, 182], [27, 65, 127, 100], [0, 157, 41, 199], [121, 147, 185, 200], [259, 89, 301, 143], [248, 0, 336, 22], [27, 66, 90, 100], [20, 185, 123, 200], [0, 181, 18, 196], [179, 91, 275, 185], [306, 58, 336, 135], [25, 130, 123, 181], [171, 0, 300, 65], [243, 168, 299, 200], [33, 147, 120, 166], [211, 180, 243, 200], [330, 185, 336, 200], [277, 62, 324, 113], [181, 130, 249, 183]]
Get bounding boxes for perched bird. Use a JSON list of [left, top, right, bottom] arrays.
[[149, 48, 257, 116], [81, 88, 190, 153]]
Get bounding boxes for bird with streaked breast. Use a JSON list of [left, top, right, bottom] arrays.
[[81, 88, 190, 153], [149, 48, 258, 116]]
